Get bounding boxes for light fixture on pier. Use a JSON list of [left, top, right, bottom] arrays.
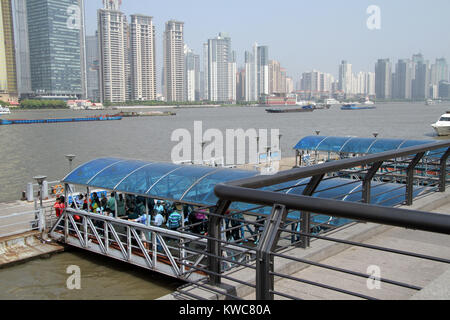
[[33, 175, 47, 208], [65, 154, 76, 172], [373, 132, 379, 138], [315, 130, 321, 136]]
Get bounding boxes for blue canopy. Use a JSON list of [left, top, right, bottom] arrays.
[[294, 136, 442, 156], [63, 158, 427, 223]]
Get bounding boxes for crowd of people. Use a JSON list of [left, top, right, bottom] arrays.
[[55, 191, 210, 234]]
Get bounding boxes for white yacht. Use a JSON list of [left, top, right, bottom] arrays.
[[0, 106, 11, 115], [432, 111, 450, 136]]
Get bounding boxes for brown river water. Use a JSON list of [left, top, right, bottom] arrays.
[[0, 102, 449, 299]]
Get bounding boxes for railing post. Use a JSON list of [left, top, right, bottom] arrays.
[[439, 148, 450, 192], [256, 204, 288, 300], [298, 174, 324, 248], [406, 153, 425, 206], [362, 162, 384, 204], [208, 200, 230, 286]]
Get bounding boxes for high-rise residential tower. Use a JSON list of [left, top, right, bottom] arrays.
[[338, 60, 353, 94], [26, 0, 85, 98], [392, 59, 413, 100], [244, 43, 269, 101], [184, 45, 200, 102], [206, 32, 236, 102], [411, 54, 429, 100], [86, 34, 100, 102], [98, 0, 128, 103], [163, 20, 184, 102], [375, 59, 392, 99], [0, 0, 17, 102], [130, 14, 156, 101], [12, 0, 31, 98]]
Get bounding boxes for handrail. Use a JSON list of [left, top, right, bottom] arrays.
[[214, 184, 450, 235], [223, 141, 450, 189]]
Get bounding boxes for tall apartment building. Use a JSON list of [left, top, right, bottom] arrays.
[[130, 14, 156, 101], [0, 0, 17, 102], [26, 0, 85, 99], [338, 60, 353, 94], [205, 33, 236, 102], [98, 0, 128, 103], [392, 59, 413, 100], [269, 60, 287, 94], [12, 0, 31, 98], [244, 43, 268, 101], [86, 34, 100, 102], [184, 45, 200, 101], [412, 54, 429, 100], [163, 20, 184, 102], [375, 59, 392, 99]]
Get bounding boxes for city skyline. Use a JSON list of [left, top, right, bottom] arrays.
[[84, 0, 450, 79]]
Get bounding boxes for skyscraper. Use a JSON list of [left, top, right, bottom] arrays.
[[98, 0, 128, 103], [86, 34, 100, 102], [412, 54, 429, 100], [0, 0, 17, 102], [163, 20, 184, 102], [206, 32, 236, 102], [393, 59, 413, 100], [26, 0, 85, 98], [12, 0, 31, 98], [375, 59, 392, 99], [338, 60, 353, 95], [244, 43, 268, 101], [130, 14, 156, 101], [184, 45, 200, 102]]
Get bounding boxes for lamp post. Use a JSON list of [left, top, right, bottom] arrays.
[[373, 132, 379, 138], [316, 130, 321, 136], [33, 176, 47, 208], [65, 154, 76, 172]]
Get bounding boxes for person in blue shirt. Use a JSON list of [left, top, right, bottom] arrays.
[[166, 208, 182, 231]]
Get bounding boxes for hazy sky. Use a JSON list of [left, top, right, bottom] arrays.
[[85, 0, 450, 80]]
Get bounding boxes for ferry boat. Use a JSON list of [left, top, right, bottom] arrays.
[[266, 105, 314, 113], [431, 111, 450, 136], [0, 106, 11, 115], [341, 103, 376, 110], [0, 115, 122, 125]]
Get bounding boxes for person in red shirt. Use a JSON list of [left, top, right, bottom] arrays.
[[53, 196, 66, 217]]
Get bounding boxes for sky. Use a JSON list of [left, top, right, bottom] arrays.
[[84, 0, 450, 80]]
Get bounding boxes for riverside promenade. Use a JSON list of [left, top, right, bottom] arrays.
[[160, 190, 450, 300]]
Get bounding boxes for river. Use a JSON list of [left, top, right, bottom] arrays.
[[0, 102, 449, 299]]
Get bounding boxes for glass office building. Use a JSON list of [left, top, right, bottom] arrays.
[[26, 0, 83, 97]]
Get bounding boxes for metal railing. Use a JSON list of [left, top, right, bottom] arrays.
[[191, 140, 450, 300], [49, 208, 251, 282], [0, 208, 44, 238]]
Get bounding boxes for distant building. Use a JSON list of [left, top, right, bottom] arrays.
[[130, 14, 156, 101], [163, 20, 184, 102], [375, 59, 392, 99], [236, 68, 245, 101], [412, 54, 429, 100], [184, 45, 200, 102], [26, 0, 85, 99], [0, 0, 18, 102], [439, 81, 450, 99], [98, 0, 128, 103], [86, 34, 100, 102], [206, 33, 236, 102], [392, 59, 413, 100], [339, 60, 353, 95], [12, 0, 31, 98], [244, 43, 268, 101]]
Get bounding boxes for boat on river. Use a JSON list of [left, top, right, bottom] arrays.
[[0, 106, 11, 115], [0, 115, 122, 125], [431, 111, 450, 136], [266, 105, 315, 113], [341, 104, 376, 110]]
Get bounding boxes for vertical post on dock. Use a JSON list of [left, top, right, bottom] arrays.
[[406, 153, 425, 206], [439, 148, 450, 192]]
